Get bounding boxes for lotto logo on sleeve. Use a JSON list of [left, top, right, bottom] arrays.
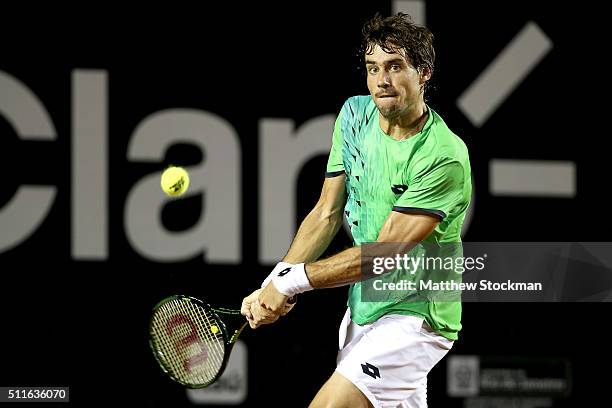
[[361, 362, 381, 379]]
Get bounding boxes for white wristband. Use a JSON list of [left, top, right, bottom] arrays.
[[262, 262, 294, 288], [271, 263, 313, 297]]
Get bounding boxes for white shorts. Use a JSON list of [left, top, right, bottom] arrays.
[[335, 308, 454, 408]]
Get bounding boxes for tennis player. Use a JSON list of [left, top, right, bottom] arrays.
[[242, 13, 472, 408]]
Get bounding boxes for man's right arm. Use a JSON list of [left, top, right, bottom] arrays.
[[242, 103, 347, 324], [241, 174, 346, 324], [282, 173, 347, 264], [281, 101, 347, 264]]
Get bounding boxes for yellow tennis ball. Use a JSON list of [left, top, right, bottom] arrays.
[[161, 166, 190, 197], [210, 325, 219, 334]]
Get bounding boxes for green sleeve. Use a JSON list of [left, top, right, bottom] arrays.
[[393, 159, 465, 221], [325, 109, 345, 177]]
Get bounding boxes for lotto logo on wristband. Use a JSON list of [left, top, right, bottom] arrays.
[[278, 268, 291, 277], [272, 263, 313, 297]]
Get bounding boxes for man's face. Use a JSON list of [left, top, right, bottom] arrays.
[[365, 44, 430, 119]]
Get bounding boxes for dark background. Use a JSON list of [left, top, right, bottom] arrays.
[[1, 2, 608, 407]]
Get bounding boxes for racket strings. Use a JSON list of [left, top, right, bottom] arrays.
[[151, 300, 210, 383], [153, 298, 223, 384], [189, 301, 226, 372], [150, 298, 226, 385], [183, 300, 225, 379]]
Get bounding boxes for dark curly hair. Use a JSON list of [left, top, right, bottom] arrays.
[[362, 12, 435, 78]]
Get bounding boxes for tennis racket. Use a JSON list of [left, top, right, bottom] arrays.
[[149, 295, 247, 388]]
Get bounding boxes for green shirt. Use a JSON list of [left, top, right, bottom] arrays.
[[326, 95, 472, 340]]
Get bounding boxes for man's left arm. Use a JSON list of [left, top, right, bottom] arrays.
[[305, 212, 439, 288], [252, 211, 439, 327]]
